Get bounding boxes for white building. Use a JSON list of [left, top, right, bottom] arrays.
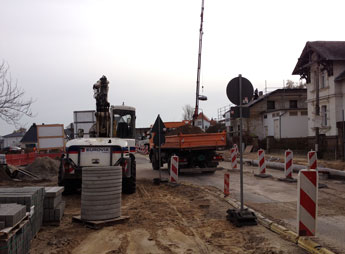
[[2, 132, 26, 148], [293, 41, 345, 157], [227, 88, 308, 140], [194, 112, 212, 131]]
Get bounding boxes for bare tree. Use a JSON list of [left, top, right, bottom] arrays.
[[285, 79, 306, 89], [182, 104, 194, 120], [0, 62, 34, 125]]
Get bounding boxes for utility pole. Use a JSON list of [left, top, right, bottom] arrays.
[[315, 65, 320, 156]]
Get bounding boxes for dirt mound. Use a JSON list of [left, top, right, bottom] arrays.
[[166, 125, 203, 135], [30, 179, 304, 254], [24, 157, 60, 180]]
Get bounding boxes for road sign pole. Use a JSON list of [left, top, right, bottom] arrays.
[[226, 75, 257, 226], [158, 115, 162, 180], [239, 74, 244, 211]]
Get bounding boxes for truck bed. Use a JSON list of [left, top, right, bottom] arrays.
[[156, 131, 226, 150]]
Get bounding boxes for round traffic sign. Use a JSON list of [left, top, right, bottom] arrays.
[[226, 76, 254, 106]]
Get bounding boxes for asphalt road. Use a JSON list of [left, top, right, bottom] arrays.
[[135, 153, 345, 254]]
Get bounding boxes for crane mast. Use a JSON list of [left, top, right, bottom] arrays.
[[193, 0, 205, 125]]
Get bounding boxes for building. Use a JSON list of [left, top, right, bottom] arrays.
[[0, 136, 3, 149], [2, 131, 26, 148], [20, 124, 38, 148], [194, 112, 212, 131], [292, 41, 345, 157], [227, 88, 308, 140]]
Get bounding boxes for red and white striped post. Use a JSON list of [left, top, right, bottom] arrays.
[[285, 149, 293, 179], [169, 155, 179, 183], [278, 149, 297, 182], [255, 149, 271, 178], [258, 149, 266, 174], [297, 169, 318, 236], [233, 144, 238, 154], [230, 148, 237, 169], [224, 173, 230, 196], [308, 151, 317, 170]]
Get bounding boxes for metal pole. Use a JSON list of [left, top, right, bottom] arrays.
[[343, 110, 345, 161], [239, 74, 244, 211], [315, 66, 320, 155], [158, 115, 162, 179]]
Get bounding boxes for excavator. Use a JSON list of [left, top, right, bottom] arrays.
[[58, 76, 136, 194]]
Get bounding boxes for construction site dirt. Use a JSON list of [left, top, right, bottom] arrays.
[[3, 153, 345, 253], [26, 179, 304, 254]]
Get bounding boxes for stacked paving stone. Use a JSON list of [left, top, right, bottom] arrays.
[[0, 204, 26, 229], [43, 187, 65, 224], [0, 187, 45, 254]]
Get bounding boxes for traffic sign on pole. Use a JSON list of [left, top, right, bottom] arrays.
[[226, 74, 257, 227]]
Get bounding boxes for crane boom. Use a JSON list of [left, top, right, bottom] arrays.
[[193, 0, 205, 125]]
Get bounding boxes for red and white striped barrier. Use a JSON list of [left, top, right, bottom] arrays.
[[169, 155, 179, 183], [224, 173, 230, 196], [230, 148, 237, 169], [278, 149, 296, 182], [285, 150, 293, 179], [297, 169, 318, 236], [308, 151, 317, 170], [233, 144, 238, 154], [136, 145, 149, 155], [258, 149, 266, 174], [255, 149, 271, 178]]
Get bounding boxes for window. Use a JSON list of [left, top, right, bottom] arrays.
[[289, 100, 298, 109], [263, 114, 267, 119], [238, 125, 240, 131], [320, 72, 326, 88], [289, 111, 298, 116], [321, 105, 327, 126], [267, 100, 275, 110], [301, 111, 308, 116]]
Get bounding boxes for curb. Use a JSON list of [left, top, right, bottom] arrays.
[[194, 184, 336, 254]]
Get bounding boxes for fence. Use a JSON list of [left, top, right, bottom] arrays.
[[5, 152, 62, 166]]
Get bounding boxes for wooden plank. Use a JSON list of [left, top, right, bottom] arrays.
[[244, 145, 253, 154], [0, 214, 29, 240]]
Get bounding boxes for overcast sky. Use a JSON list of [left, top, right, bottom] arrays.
[[1, 0, 345, 135]]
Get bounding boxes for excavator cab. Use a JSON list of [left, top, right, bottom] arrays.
[[110, 105, 136, 139]]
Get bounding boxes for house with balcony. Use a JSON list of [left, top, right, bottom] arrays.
[[292, 41, 345, 158], [226, 88, 308, 145]]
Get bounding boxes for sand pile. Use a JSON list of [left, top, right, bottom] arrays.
[[166, 125, 203, 135], [24, 157, 60, 180]]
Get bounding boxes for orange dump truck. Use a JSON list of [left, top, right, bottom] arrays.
[[149, 131, 226, 173]]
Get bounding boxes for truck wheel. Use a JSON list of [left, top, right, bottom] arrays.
[[61, 180, 77, 195], [122, 154, 136, 194]]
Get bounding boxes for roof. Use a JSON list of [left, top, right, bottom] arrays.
[[196, 113, 211, 122], [335, 69, 345, 82], [3, 132, 26, 138], [293, 41, 345, 75], [20, 124, 37, 143], [164, 121, 189, 129]]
